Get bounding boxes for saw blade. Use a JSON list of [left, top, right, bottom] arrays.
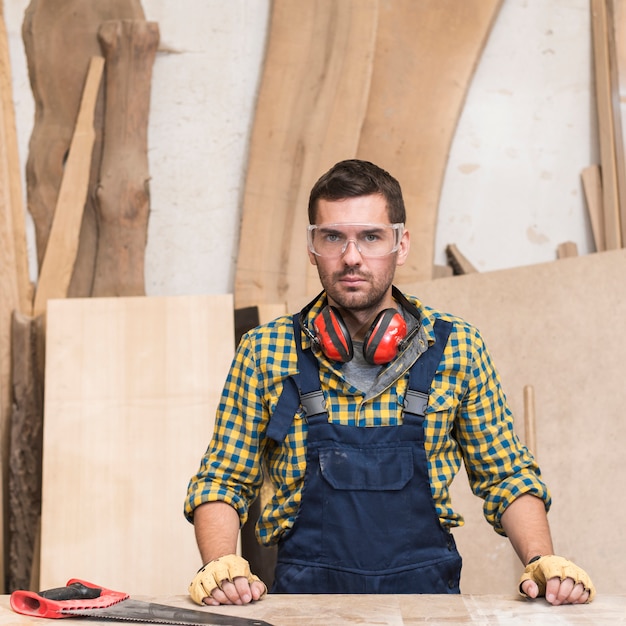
[[63, 598, 273, 626]]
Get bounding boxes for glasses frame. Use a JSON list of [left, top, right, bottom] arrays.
[[307, 222, 405, 258]]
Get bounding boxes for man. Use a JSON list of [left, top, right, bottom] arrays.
[[185, 159, 594, 606]]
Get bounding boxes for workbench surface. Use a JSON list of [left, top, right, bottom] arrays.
[[2, 593, 625, 625]]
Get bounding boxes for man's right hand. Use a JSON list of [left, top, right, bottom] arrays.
[[189, 554, 267, 606]]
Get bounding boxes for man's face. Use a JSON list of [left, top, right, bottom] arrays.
[[308, 194, 410, 314]]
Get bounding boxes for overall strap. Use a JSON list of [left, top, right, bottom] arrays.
[[403, 318, 452, 418], [266, 314, 326, 443]]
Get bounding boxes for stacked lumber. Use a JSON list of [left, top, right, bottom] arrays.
[[2, 0, 159, 594], [0, 2, 31, 596]]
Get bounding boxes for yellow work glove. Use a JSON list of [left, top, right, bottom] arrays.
[[188, 554, 267, 605], [519, 555, 595, 602]]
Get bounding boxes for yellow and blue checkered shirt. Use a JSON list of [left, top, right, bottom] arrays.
[[185, 291, 550, 545]]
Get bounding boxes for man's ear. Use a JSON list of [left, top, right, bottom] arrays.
[[396, 229, 410, 266], [308, 249, 318, 266]]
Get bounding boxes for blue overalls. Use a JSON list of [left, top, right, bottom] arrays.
[[266, 313, 462, 594]]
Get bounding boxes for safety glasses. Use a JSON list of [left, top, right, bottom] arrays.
[[307, 223, 404, 258]]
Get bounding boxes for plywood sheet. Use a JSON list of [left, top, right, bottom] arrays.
[[40, 295, 234, 595], [400, 249, 626, 594]]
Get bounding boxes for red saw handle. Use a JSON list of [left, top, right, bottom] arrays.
[[10, 579, 129, 618]]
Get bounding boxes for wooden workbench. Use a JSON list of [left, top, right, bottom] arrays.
[[1, 593, 624, 625]]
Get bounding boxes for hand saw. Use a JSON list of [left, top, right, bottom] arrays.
[[10, 579, 273, 626]]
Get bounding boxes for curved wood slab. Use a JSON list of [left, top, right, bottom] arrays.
[[356, 0, 503, 284]]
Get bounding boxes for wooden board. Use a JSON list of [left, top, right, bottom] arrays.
[[91, 19, 159, 297], [0, 6, 30, 315], [32, 57, 104, 317], [0, 0, 24, 593], [356, 0, 503, 284], [40, 295, 235, 595], [399, 249, 626, 594], [3, 592, 626, 625], [591, 0, 622, 249], [8, 312, 45, 592], [581, 164, 605, 252], [234, 0, 378, 309], [613, 0, 626, 246]]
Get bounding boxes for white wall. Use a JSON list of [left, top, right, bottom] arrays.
[[5, 0, 596, 295]]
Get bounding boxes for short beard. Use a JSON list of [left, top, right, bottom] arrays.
[[319, 267, 395, 313]]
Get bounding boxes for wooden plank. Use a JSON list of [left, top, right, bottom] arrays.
[[356, 0, 503, 284], [0, 1, 24, 592], [445, 243, 478, 274], [39, 295, 234, 595], [91, 19, 159, 297], [8, 312, 45, 592], [400, 249, 626, 594], [612, 0, 626, 246], [234, 0, 378, 309], [523, 385, 537, 459], [581, 164, 605, 251], [591, 0, 622, 249], [0, 6, 31, 315], [606, 0, 626, 247], [32, 57, 104, 318]]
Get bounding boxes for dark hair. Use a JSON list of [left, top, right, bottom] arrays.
[[308, 159, 406, 224]]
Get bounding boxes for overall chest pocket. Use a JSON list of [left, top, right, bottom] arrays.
[[318, 446, 414, 491]]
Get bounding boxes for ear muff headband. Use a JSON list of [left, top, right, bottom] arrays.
[[363, 309, 407, 365], [312, 306, 353, 362]]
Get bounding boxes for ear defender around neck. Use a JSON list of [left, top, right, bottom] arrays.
[[311, 305, 408, 365], [363, 308, 408, 365], [312, 306, 354, 362]]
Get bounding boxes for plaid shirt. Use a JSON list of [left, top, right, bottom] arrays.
[[185, 290, 551, 545]]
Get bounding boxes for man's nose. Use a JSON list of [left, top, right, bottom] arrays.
[[341, 239, 363, 263]]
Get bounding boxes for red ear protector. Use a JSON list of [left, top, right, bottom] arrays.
[[308, 304, 408, 365], [300, 287, 421, 365]]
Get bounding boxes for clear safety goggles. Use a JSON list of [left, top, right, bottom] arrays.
[[307, 223, 404, 258]]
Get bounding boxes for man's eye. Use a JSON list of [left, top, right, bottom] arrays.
[[363, 233, 381, 242], [325, 233, 342, 243]]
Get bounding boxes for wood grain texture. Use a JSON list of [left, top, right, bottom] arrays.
[[8, 312, 45, 592], [0, 1, 23, 592], [91, 19, 159, 297], [400, 249, 626, 594], [235, 0, 378, 309], [22, 0, 146, 294], [40, 295, 234, 596], [0, 7, 31, 315], [32, 57, 104, 317], [591, 0, 622, 249], [606, 0, 626, 247], [357, 0, 503, 283], [581, 164, 605, 251], [2, 592, 625, 625]]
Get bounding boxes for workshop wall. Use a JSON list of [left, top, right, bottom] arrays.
[[4, 0, 595, 296]]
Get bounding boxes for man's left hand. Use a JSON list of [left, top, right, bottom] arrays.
[[519, 555, 595, 605]]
